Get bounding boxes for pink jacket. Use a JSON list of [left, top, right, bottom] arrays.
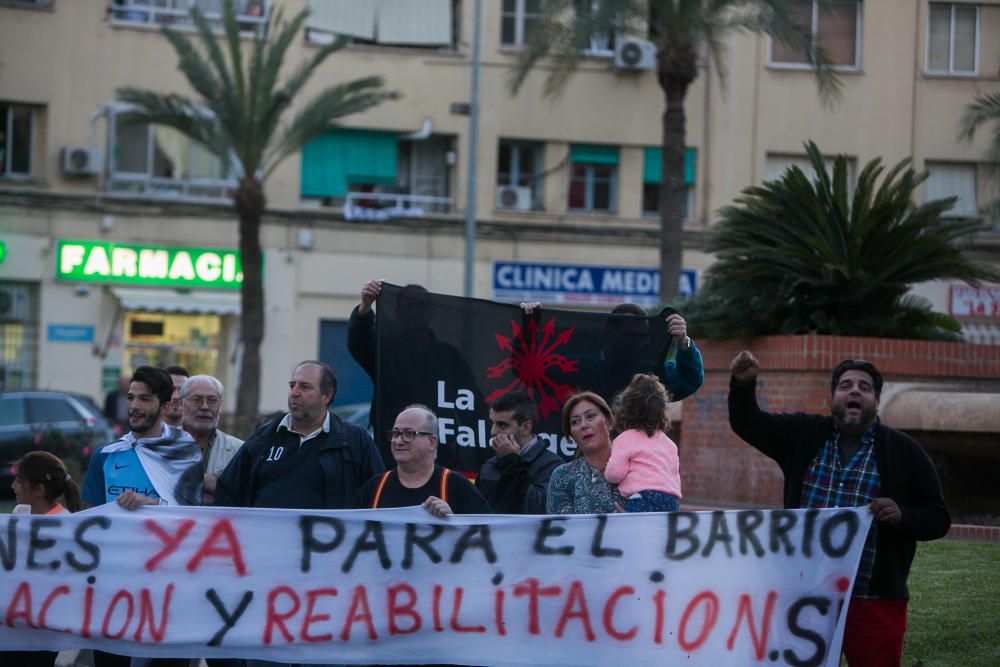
[[605, 429, 682, 498]]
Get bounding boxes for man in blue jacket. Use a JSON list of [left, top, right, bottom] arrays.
[[214, 360, 384, 510]]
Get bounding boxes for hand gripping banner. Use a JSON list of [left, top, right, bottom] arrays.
[[0, 505, 871, 666]]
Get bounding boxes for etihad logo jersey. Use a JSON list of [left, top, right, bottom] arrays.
[[82, 445, 163, 505]]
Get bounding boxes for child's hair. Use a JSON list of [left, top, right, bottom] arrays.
[[14, 451, 82, 512], [613, 373, 672, 437]]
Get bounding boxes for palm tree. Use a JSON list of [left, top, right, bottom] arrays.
[[685, 141, 1000, 340], [959, 90, 1000, 225], [508, 0, 841, 300], [116, 1, 397, 420]]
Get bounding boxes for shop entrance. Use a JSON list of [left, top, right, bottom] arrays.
[[123, 311, 221, 376]]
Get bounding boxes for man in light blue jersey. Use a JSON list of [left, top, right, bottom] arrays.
[[83, 365, 202, 509]]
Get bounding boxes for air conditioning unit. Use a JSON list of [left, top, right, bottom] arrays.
[[614, 38, 656, 71], [496, 185, 533, 211], [61, 146, 102, 176]]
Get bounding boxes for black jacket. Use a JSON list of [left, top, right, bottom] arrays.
[[475, 438, 564, 514], [728, 378, 950, 600], [213, 412, 384, 509]]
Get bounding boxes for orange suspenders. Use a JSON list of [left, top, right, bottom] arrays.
[[371, 468, 451, 509]]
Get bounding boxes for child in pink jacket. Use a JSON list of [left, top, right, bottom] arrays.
[[605, 373, 681, 512]]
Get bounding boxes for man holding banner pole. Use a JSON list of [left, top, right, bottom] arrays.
[[728, 352, 950, 667]]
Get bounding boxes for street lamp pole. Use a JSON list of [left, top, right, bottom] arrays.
[[463, 0, 482, 298]]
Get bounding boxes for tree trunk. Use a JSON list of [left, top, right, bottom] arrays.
[[234, 177, 266, 431], [658, 77, 691, 301]]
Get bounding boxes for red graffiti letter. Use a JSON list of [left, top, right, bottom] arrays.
[[301, 587, 338, 643], [101, 590, 135, 640], [263, 586, 300, 645], [725, 592, 777, 660], [450, 587, 486, 634], [134, 584, 174, 643], [5, 582, 35, 628], [554, 581, 596, 641], [340, 585, 377, 641], [39, 585, 70, 632], [512, 578, 562, 635], [143, 519, 195, 571], [494, 588, 507, 637], [186, 519, 247, 576], [678, 591, 719, 652], [653, 590, 666, 644], [602, 586, 637, 641], [387, 583, 421, 636]]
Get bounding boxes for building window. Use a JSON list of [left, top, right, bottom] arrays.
[[501, 0, 542, 48], [305, 0, 459, 51], [2, 0, 53, 7], [496, 140, 543, 210], [769, 0, 861, 69], [106, 109, 235, 201], [575, 0, 616, 55], [0, 103, 35, 179], [764, 153, 856, 185], [109, 0, 268, 35], [0, 282, 38, 391], [568, 144, 617, 212], [642, 147, 696, 218], [926, 3, 978, 75], [925, 163, 978, 218]]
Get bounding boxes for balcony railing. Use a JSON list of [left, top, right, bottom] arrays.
[[106, 175, 234, 203], [343, 192, 453, 221], [109, 1, 267, 35]]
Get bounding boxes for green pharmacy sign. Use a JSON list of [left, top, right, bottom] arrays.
[[56, 240, 244, 289]]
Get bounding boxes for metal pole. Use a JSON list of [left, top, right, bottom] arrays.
[[463, 0, 482, 298]]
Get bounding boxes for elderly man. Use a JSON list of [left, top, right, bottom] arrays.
[[214, 360, 383, 509], [357, 404, 490, 515], [728, 352, 950, 667], [180, 374, 244, 505], [476, 390, 562, 514]]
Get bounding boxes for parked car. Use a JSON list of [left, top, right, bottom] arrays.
[[331, 402, 372, 435], [0, 390, 116, 494]]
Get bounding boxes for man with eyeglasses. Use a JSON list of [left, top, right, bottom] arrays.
[[180, 374, 244, 505], [356, 405, 490, 516], [215, 360, 384, 510], [728, 352, 950, 667]]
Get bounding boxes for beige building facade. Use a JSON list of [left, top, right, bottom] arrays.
[[1, 0, 998, 413]]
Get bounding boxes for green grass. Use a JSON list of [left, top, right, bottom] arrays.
[[903, 539, 1000, 666]]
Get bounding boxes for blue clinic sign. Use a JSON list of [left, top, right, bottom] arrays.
[[47, 324, 95, 343], [492, 261, 696, 308]]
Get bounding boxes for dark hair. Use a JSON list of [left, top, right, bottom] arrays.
[[607, 303, 648, 331], [15, 451, 82, 512], [490, 391, 536, 425], [165, 365, 190, 378], [296, 360, 338, 405], [560, 391, 613, 458], [613, 373, 671, 436], [831, 360, 883, 399], [131, 366, 174, 405]]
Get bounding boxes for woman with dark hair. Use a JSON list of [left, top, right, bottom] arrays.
[[11, 450, 81, 515], [546, 391, 622, 514]]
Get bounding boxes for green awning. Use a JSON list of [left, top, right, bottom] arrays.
[[570, 144, 619, 165], [301, 128, 398, 198], [644, 147, 697, 185]]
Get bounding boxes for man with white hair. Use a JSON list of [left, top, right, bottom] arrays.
[[180, 374, 243, 505]]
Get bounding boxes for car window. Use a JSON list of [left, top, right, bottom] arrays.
[[28, 397, 82, 424], [0, 397, 26, 426]]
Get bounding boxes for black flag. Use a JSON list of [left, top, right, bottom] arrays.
[[364, 283, 682, 475]]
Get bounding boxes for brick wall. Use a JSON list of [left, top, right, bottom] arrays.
[[680, 335, 1000, 506]]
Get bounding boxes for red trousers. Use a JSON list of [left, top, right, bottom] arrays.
[[842, 598, 908, 667]]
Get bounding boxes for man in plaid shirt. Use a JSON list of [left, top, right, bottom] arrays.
[[728, 352, 950, 667]]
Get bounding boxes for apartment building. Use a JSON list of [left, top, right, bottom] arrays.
[[1, 0, 998, 412]]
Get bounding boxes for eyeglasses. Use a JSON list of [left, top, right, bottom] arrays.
[[388, 428, 435, 443], [184, 395, 220, 407]]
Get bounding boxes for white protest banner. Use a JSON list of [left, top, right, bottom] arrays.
[[0, 505, 871, 666]]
